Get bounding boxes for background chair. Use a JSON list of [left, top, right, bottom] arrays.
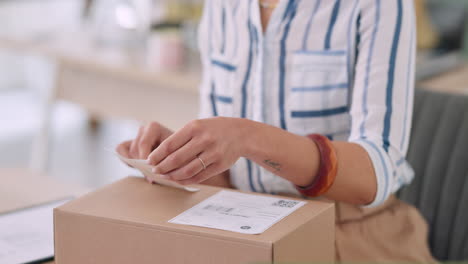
[[398, 88, 468, 261]]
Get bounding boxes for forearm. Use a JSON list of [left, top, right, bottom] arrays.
[[242, 119, 321, 187], [242, 119, 376, 205], [325, 141, 377, 205]]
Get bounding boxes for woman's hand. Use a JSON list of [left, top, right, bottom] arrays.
[[116, 122, 173, 160], [147, 117, 250, 185]]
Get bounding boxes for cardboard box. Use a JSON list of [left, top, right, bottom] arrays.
[[54, 177, 335, 264]]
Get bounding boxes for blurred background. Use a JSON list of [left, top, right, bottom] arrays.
[[0, 0, 203, 188], [0, 0, 467, 189]]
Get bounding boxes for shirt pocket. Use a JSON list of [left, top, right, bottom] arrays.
[[287, 50, 351, 137], [210, 52, 237, 117]]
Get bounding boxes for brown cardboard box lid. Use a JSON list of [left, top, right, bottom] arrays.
[[56, 177, 333, 246]]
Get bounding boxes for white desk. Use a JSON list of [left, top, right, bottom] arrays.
[[419, 65, 468, 95], [0, 31, 201, 172], [0, 168, 88, 264], [0, 168, 87, 213]]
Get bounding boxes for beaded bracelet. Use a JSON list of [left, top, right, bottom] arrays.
[[295, 134, 338, 197]]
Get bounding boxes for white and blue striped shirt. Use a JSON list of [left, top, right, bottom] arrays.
[[198, 0, 416, 207]]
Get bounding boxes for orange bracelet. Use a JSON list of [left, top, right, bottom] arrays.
[[295, 134, 338, 197]]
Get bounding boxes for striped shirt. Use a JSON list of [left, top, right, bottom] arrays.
[[198, 0, 416, 207]]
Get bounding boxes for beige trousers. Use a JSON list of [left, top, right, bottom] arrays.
[[335, 195, 437, 263]]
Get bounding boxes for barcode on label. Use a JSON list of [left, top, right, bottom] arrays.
[[202, 204, 234, 213], [272, 200, 299, 208]]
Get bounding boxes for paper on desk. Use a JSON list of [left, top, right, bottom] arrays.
[[116, 153, 199, 192], [169, 190, 306, 234], [0, 199, 70, 264]]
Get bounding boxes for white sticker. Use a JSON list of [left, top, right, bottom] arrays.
[[169, 190, 306, 234], [115, 153, 199, 192]]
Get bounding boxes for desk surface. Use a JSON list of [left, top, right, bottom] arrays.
[[0, 30, 201, 128], [0, 168, 87, 212], [0, 168, 88, 264], [419, 65, 468, 95], [3, 30, 467, 97], [0, 31, 201, 94]]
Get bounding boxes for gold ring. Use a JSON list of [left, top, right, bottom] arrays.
[[197, 156, 207, 170]]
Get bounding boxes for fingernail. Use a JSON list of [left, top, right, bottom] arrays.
[[160, 174, 170, 180], [152, 167, 159, 174]]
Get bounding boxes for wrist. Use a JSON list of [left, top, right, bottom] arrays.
[[295, 134, 338, 196], [234, 118, 260, 159]]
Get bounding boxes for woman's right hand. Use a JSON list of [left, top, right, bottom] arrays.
[[116, 122, 173, 160]]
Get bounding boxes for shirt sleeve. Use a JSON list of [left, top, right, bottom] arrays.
[[348, 0, 416, 207], [198, 0, 215, 119]]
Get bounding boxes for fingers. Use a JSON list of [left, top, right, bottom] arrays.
[[161, 151, 214, 181], [129, 126, 145, 158], [148, 121, 198, 166], [117, 121, 177, 184], [116, 140, 132, 158], [152, 136, 211, 174], [116, 140, 136, 169], [173, 162, 222, 185], [138, 123, 162, 159], [128, 122, 173, 160], [161, 156, 205, 182]]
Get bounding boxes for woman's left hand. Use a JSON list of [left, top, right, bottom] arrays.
[[147, 117, 250, 185]]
